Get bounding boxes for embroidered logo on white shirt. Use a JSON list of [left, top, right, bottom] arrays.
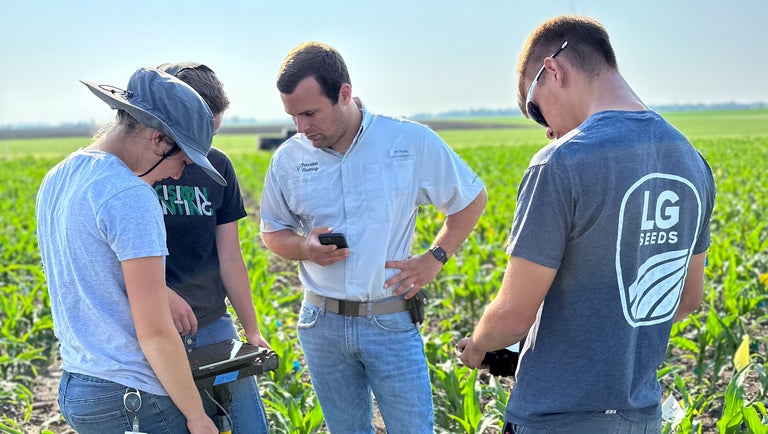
[[296, 161, 319, 173], [390, 148, 411, 157]]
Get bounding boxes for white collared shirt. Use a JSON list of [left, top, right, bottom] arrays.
[[260, 102, 483, 301]]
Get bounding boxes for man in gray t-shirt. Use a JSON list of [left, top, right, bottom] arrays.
[[457, 16, 715, 433]]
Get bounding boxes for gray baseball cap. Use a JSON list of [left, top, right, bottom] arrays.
[[81, 67, 226, 186]]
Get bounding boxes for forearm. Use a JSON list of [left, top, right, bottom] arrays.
[[261, 228, 309, 260], [261, 226, 349, 268], [220, 258, 261, 340], [457, 289, 533, 369], [471, 257, 554, 352], [228, 292, 261, 340], [433, 189, 487, 255], [470, 299, 530, 353], [216, 222, 266, 344], [138, 330, 208, 421], [385, 190, 487, 297], [123, 257, 208, 423]]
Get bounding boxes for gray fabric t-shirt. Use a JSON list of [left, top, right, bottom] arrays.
[[505, 111, 715, 426], [36, 150, 169, 395]]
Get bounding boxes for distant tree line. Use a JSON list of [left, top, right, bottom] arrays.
[[1, 102, 765, 139]]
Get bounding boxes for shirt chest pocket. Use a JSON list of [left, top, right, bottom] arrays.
[[284, 171, 341, 222], [361, 159, 415, 223]]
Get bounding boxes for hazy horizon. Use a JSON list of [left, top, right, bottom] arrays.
[[3, 102, 766, 130]]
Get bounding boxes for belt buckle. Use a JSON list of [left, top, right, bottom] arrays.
[[337, 299, 362, 316]]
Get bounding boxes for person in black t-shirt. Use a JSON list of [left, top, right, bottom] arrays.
[[153, 62, 271, 434]]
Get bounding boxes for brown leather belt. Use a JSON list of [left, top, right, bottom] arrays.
[[305, 291, 409, 316]]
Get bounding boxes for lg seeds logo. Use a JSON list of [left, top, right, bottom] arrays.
[[616, 173, 703, 327]]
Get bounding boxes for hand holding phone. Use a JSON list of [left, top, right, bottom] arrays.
[[318, 232, 348, 249]]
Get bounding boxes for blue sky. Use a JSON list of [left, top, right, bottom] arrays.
[[1, 0, 766, 127]]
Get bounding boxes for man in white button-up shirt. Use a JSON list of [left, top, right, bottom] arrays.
[[260, 41, 487, 433]]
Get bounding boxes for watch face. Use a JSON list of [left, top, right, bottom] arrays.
[[431, 246, 447, 264]]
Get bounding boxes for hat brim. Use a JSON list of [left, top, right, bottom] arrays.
[[81, 80, 227, 186]]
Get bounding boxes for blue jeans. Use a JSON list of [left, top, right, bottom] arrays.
[[506, 412, 662, 434], [58, 371, 191, 434], [183, 314, 270, 434], [297, 299, 433, 434]]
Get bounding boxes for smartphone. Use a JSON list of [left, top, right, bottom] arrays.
[[318, 232, 348, 249]]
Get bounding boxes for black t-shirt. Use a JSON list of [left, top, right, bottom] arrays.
[[153, 148, 246, 327]]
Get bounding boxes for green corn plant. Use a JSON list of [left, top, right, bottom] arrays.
[[0, 382, 33, 425], [482, 375, 511, 431], [717, 363, 768, 434], [263, 330, 306, 396], [0, 417, 24, 434], [683, 303, 739, 387], [430, 360, 467, 429], [445, 367, 501, 434], [263, 386, 324, 434], [666, 371, 714, 433]]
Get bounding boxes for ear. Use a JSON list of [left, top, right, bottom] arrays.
[[338, 83, 353, 105], [149, 129, 164, 143], [544, 57, 567, 88], [148, 129, 170, 152]]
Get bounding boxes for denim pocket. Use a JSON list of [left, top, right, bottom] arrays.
[[372, 310, 416, 333], [59, 372, 131, 431], [297, 301, 320, 330], [63, 373, 126, 404], [67, 407, 128, 428]]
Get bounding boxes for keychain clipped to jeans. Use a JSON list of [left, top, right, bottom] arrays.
[[123, 388, 146, 434]]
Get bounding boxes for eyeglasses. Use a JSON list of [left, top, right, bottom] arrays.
[[525, 41, 568, 128]]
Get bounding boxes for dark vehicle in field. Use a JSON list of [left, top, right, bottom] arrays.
[[259, 127, 297, 150]]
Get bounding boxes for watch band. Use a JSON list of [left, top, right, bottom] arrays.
[[429, 246, 448, 265]]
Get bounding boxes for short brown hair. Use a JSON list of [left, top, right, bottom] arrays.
[[516, 16, 617, 113], [276, 42, 351, 104], [157, 63, 230, 115]]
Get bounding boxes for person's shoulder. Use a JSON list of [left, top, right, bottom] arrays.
[[209, 147, 236, 171], [83, 151, 149, 191], [100, 172, 155, 207], [529, 129, 582, 167], [371, 113, 434, 134], [368, 115, 444, 150], [270, 135, 314, 162], [207, 147, 232, 165]]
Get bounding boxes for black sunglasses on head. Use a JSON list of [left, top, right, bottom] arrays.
[[525, 41, 568, 128]]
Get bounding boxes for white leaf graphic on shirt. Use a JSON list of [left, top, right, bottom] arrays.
[[628, 249, 688, 321]]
